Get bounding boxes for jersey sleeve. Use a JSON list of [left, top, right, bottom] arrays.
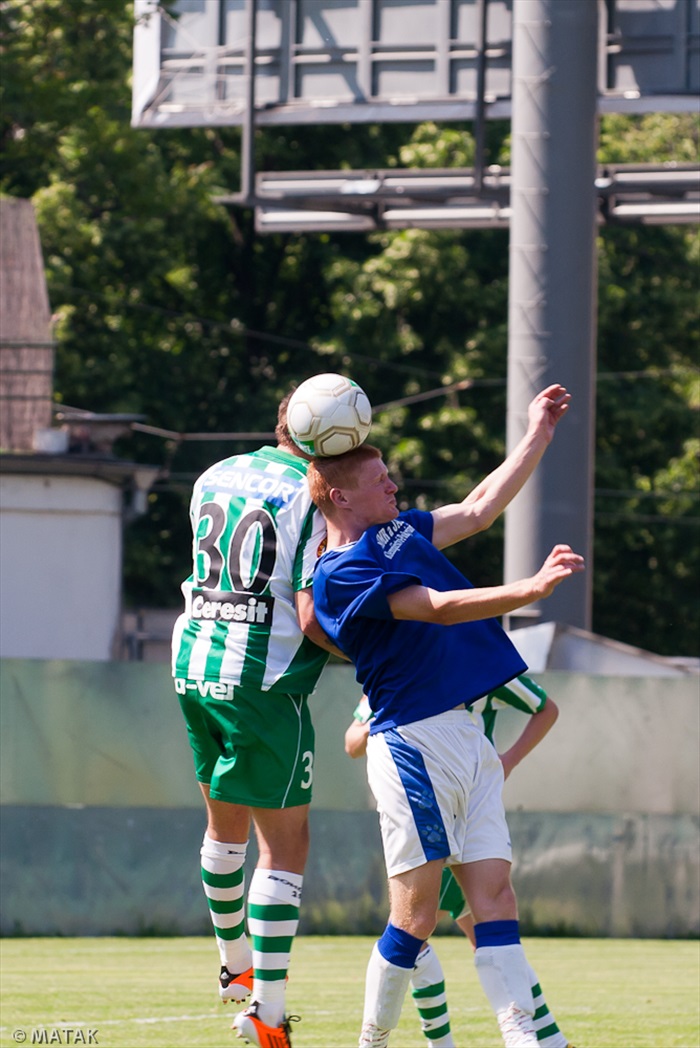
[[324, 561, 419, 621], [402, 508, 435, 542], [292, 504, 327, 592], [353, 695, 374, 724], [313, 549, 421, 649], [488, 673, 548, 714]]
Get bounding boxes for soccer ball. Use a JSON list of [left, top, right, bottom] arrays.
[[287, 373, 372, 457]]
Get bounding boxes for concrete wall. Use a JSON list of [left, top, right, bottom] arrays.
[[1, 659, 698, 937], [0, 474, 123, 661]]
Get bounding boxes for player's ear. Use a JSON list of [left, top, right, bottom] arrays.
[[329, 486, 349, 509]]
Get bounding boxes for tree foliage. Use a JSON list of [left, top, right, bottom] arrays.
[[1, 0, 698, 654]]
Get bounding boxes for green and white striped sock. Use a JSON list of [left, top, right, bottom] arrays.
[[410, 945, 455, 1048], [247, 868, 302, 1027], [528, 964, 568, 1048], [200, 834, 251, 973]]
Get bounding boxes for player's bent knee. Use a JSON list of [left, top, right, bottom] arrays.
[[471, 884, 518, 924], [388, 908, 437, 942]]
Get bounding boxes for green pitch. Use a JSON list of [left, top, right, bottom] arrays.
[[1, 936, 698, 1047]]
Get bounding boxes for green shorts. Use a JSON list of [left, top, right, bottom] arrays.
[[175, 678, 315, 808], [439, 866, 469, 921]]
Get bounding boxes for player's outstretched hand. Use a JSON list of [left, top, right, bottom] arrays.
[[528, 384, 571, 444], [532, 544, 585, 599]]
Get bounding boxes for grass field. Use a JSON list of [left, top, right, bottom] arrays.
[[1, 936, 698, 1048]]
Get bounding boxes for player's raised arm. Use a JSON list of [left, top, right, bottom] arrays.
[[431, 384, 571, 549], [387, 544, 584, 624]]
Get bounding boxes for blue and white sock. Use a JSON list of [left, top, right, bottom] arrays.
[[363, 923, 424, 1030], [473, 920, 535, 1019]]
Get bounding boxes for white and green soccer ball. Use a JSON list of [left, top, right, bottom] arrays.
[[287, 373, 372, 457]]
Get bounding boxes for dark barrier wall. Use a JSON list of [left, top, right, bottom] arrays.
[[1, 660, 697, 937]]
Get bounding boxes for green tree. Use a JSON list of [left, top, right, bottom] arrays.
[[1, 1, 697, 653], [594, 114, 699, 653], [311, 117, 700, 653]]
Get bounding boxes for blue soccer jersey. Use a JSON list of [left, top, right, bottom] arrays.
[[313, 509, 527, 731]]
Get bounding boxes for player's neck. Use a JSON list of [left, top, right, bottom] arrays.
[[325, 518, 363, 549], [277, 440, 312, 462]]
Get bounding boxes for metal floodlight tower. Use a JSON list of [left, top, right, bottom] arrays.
[[504, 0, 599, 630]]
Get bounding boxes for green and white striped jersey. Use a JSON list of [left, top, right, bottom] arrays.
[[467, 673, 548, 742], [171, 446, 329, 694]]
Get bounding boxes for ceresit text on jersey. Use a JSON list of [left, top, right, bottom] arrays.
[[189, 591, 273, 623]]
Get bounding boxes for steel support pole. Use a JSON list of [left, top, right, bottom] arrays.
[[473, 0, 489, 192], [504, 0, 599, 631], [240, 0, 257, 203]]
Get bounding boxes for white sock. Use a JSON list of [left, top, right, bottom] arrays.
[[363, 942, 415, 1030], [200, 834, 251, 973], [247, 868, 303, 1027], [474, 943, 535, 1017]]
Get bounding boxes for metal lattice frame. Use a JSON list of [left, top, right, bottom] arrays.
[[210, 162, 700, 232], [133, 0, 700, 130], [133, 0, 700, 228]]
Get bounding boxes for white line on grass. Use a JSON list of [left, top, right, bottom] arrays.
[[0, 1014, 223, 1031]]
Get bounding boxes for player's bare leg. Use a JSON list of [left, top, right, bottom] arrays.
[[360, 861, 443, 1047]]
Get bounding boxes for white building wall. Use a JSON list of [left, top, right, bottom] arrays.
[[0, 473, 123, 660]]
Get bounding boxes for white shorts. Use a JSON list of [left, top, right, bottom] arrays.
[[366, 708, 512, 878]]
